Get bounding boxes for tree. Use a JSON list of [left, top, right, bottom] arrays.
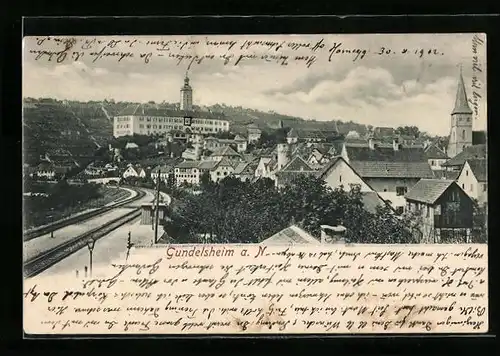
[[396, 126, 420, 138]]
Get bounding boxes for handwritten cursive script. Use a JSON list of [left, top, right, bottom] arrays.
[[23, 244, 488, 334]]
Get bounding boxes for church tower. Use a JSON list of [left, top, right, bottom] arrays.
[[447, 66, 473, 158], [180, 72, 193, 111]]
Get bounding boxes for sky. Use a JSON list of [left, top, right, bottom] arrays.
[[23, 34, 487, 136]]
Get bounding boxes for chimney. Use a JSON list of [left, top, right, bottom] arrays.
[[320, 225, 347, 244], [368, 138, 375, 150]]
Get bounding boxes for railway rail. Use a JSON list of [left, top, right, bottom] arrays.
[[23, 207, 142, 278], [23, 186, 145, 242]]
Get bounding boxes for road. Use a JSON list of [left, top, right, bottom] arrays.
[[23, 188, 155, 262]]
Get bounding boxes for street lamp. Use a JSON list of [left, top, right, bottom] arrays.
[[87, 238, 96, 278]]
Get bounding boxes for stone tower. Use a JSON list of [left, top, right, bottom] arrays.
[[180, 72, 193, 111], [277, 143, 291, 170], [447, 66, 473, 158]]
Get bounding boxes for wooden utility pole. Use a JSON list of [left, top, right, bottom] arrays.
[[154, 175, 161, 244]]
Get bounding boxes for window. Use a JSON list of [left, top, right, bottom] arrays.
[[462, 130, 466, 140], [462, 183, 465, 189], [431, 160, 435, 166], [339, 175, 342, 183], [466, 170, 468, 176], [396, 186, 407, 196], [426, 206, 430, 217], [470, 184, 473, 192], [483, 183, 487, 192]]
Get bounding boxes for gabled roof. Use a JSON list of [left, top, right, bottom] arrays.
[[345, 145, 428, 162], [280, 155, 314, 172], [211, 145, 240, 157], [175, 160, 200, 169], [432, 170, 460, 180], [465, 159, 487, 182], [151, 165, 173, 173], [405, 179, 457, 204], [442, 144, 487, 167], [424, 144, 449, 159], [216, 156, 236, 168], [260, 225, 320, 245], [197, 160, 218, 170], [350, 161, 434, 179], [234, 159, 259, 175]]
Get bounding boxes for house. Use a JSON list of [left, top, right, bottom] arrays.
[[247, 123, 262, 143], [204, 135, 248, 153], [275, 155, 317, 188], [405, 179, 474, 243], [340, 139, 434, 210], [174, 157, 239, 186], [306, 144, 336, 168], [122, 165, 145, 179], [286, 127, 338, 144], [317, 156, 395, 214], [424, 143, 449, 171], [125, 142, 139, 150], [34, 162, 67, 179], [174, 161, 202, 186], [254, 156, 276, 179], [442, 144, 487, 172], [151, 165, 174, 183], [209, 157, 236, 183], [209, 145, 242, 162], [456, 159, 487, 204], [233, 159, 259, 182]]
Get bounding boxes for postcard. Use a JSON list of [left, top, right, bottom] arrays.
[[22, 33, 488, 335]]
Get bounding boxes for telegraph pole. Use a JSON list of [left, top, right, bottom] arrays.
[[154, 174, 161, 244]]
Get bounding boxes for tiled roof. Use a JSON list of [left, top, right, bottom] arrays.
[[234, 159, 259, 175], [116, 103, 227, 120], [432, 170, 460, 180], [350, 161, 434, 179], [405, 179, 456, 204], [442, 144, 487, 166], [175, 160, 200, 169], [287, 128, 337, 140], [211, 145, 240, 157], [197, 160, 218, 170], [424, 144, 449, 159], [260, 225, 320, 245], [151, 165, 173, 173], [345, 145, 428, 162], [216, 156, 236, 168], [281, 155, 314, 172], [467, 159, 487, 182]]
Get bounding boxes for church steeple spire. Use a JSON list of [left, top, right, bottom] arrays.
[[452, 64, 473, 115]]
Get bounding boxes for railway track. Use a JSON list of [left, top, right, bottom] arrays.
[[23, 187, 145, 242], [23, 207, 142, 278]]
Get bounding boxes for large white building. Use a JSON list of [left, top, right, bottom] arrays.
[[113, 74, 230, 138]]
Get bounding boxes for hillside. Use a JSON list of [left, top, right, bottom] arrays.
[[23, 98, 116, 166], [22, 98, 373, 167]]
